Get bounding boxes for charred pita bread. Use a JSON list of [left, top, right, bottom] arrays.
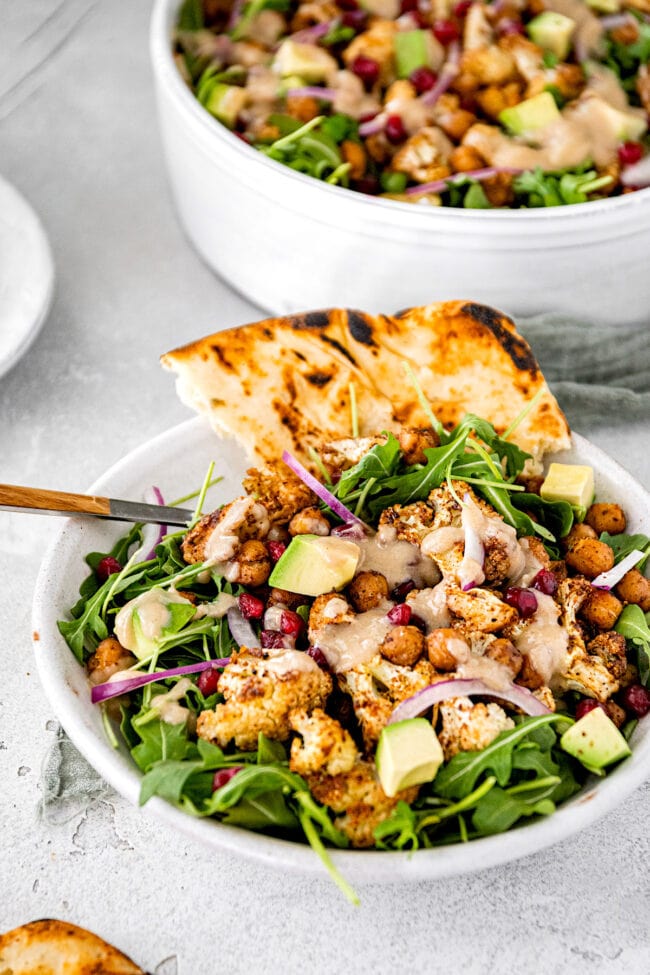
[[161, 300, 570, 469], [0, 920, 144, 974]]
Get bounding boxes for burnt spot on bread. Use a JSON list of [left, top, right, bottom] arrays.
[[394, 307, 413, 318], [461, 303, 539, 374], [293, 350, 306, 362], [321, 334, 357, 365], [346, 311, 376, 347], [262, 327, 273, 339], [210, 344, 232, 370], [291, 310, 333, 331], [306, 371, 332, 387]]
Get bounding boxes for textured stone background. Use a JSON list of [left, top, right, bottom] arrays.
[[1, 2, 649, 971]]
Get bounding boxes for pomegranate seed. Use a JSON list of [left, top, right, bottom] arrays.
[[410, 613, 427, 632], [409, 66, 437, 93], [621, 683, 650, 718], [504, 586, 538, 619], [238, 593, 264, 619], [412, 10, 429, 26], [234, 132, 250, 143], [268, 541, 286, 562], [212, 766, 242, 792], [261, 629, 285, 649], [497, 17, 524, 34], [96, 556, 122, 582], [618, 141, 644, 167], [281, 610, 303, 636], [342, 9, 367, 28], [453, 0, 472, 16], [575, 698, 607, 721], [307, 646, 331, 670], [197, 667, 220, 696], [532, 569, 558, 597], [338, 0, 358, 9], [351, 55, 380, 87], [387, 603, 412, 625], [353, 175, 381, 194], [400, 0, 418, 12], [432, 19, 460, 44], [391, 580, 416, 601], [385, 114, 407, 143]]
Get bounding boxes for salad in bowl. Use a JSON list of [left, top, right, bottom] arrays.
[[172, 0, 650, 206]]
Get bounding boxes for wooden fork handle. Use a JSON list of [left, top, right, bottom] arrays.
[[0, 484, 110, 517]]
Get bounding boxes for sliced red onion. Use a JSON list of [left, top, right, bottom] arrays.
[[574, 35, 588, 62], [281, 450, 368, 529], [227, 0, 246, 31], [90, 658, 231, 704], [359, 113, 387, 137], [286, 86, 337, 100], [600, 12, 633, 29], [621, 154, 650, 188], [389, 677, 552, 724], [405, 166, 523, 196], [227, 606, 261, 649], [591, 549, 646, 591], [460, 492, 485, 591], [143, 485, 167, 560], [289, 21, 334, 42], [420, 41, 460, 106]]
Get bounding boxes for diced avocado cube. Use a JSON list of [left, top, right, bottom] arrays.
[[273, 39, 338, 83], [268, 534, 360, 597], [540, 463, 594, 509], [394, 30, 442, 79], [582, 96, 647, 143], [561, 707, 631, 770], [376, 718, 444, 797], [499, 91, 561, 135], [204, 83, 247, 128], [527, 11, 576, 60], [585, 0, 620, 13]]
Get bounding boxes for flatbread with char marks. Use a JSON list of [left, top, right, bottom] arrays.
[[161, 300, 570, 469], [0, 919, 144, 974]]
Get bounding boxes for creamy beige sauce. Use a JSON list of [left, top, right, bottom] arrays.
[[114, 589, 194, 653], [204, 497, 270, 566], [543, 0, 603, 57], [456, 654, 514, 692], [332, 70, 381, 119], [151, 677, 193, 725], [510, 537, 545, 588], [421, 526, 464, 556], [407, 582, 451, 630], [317, 601, 394, 672], [358, 526, 440, 589], [264, 648, 321, 675], [322, 596, 351, 621], [512, 591, 568, 686], [195, 593, 238, 619]]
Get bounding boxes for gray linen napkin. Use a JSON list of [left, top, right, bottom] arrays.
[[38, 314, 650, 815]]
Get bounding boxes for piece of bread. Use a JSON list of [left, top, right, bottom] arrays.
[[0, 919, 144, 974], [161, 300, 570, 470]]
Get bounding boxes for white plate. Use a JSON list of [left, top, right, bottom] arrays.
[[33, 417, 650, 884], [0, 175, 54, 379]]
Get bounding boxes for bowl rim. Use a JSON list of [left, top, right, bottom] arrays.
[[32, 415, 650, 884], [150, 0, 650, 225]]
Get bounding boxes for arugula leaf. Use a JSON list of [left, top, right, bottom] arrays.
[[221, 793, 299, 830], [464, 182, 491, 209], [131, 715, 196, 772], [373, 800, 419, 850], [336, 434, 401, 499], [512, 493, 574, 541], [140, 758, 204, 805], [616, 604, 650, 685], [433, 715, 570, 799], [446, 414, 531, 478], [600, 532, 650, 570], [513, 166, 612, 208], [472, 787, 555, 834], [366, 433, 469, 516], [177, 0, 204, 30], [257, 733, 288, 764], [322, 23, 355, 45], [320, 113, 359, 145], [604, 18, 650, 102]]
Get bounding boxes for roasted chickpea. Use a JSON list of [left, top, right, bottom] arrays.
[[267, 587, 306, 611], [398, 427, 440, 465], [87, 637, 135, 685], [615, 568, 650, 612], [347, 571, 389, 612], [516, 655, 545, 690], [289, 506, 330, 537], [230, 540, 271, 586], [426, 628, 467, 671], [381, 625, 425, 666], [565, 538, 615, 579], [449, 144, 485, 173], [485, 638, 522, 678], [585, 503, 627, 536], [562, 522, 597, 550], [606, 700, 626, 728], [581, 590, 623, 630]]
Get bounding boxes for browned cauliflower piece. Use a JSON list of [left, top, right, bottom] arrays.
[[196, 650, 332, 750], [308, 760, 419, 847], [391, 127, 454, 183], [308, 592, 355, 641], [242, 461, 315, 524], [338, 654, 435, 750], [289, 707, 359, 777], [342, 20, 397, 85], [319, 436, 386, 479], [438, 696, 514, 760], [87, 637, 135, 686], [554, 577, 622, 701], [182, 496, 270, 565], [460, 45, 517, 84], [447, 585, 517, 633], [378, 501, 436, 545]]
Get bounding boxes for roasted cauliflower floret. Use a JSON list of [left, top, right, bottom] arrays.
[[182, 496, 270, 565], [319, 436, 386, 479], [196, 650, 332, 750], [308, 592, 355, 641], [391, 126, 454, 183], [87, 637, 135, 686], [342, 20, 397, 85], [378, 500, 436, 544], [438, 695, 514, 760], [308, 760, 419, 847], [289, 707, 359, 777], [554, 577, 622, 701], [447, 585, 517, 632], [460, 45, 517, 85], [242, 461, 316, 524]]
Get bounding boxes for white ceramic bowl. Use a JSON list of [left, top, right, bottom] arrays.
[[33, 417, 650, 884], [150, 0, 650, 324]]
